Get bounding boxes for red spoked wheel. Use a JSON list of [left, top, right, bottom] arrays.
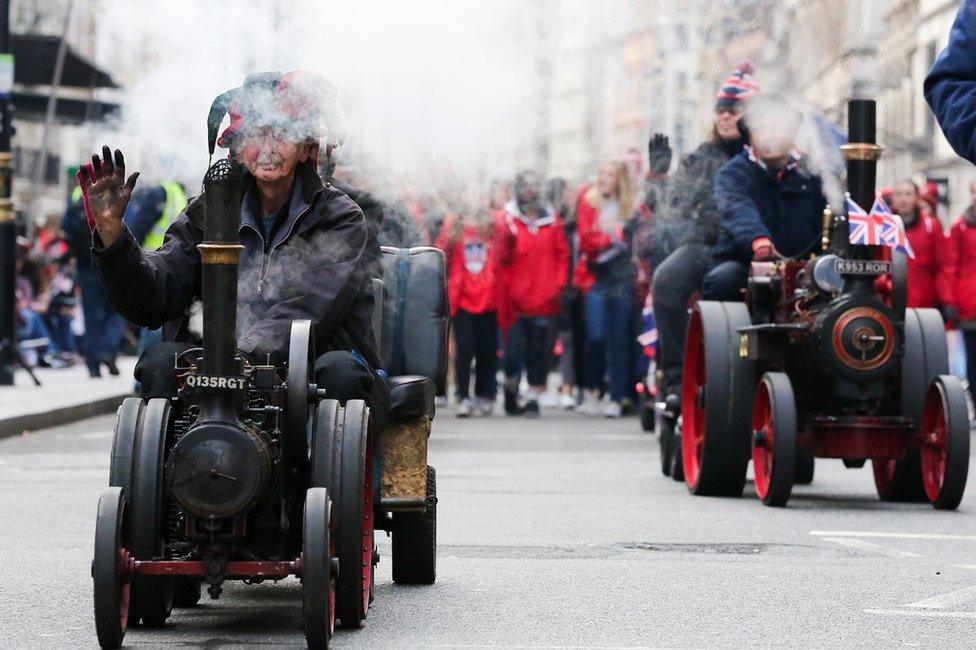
[[876, 308, 949, 502], [920, 376, 970, 510], [302, 487, 336, 650], [680, 301, 754, 496], [751, 373, 796, 507], [335, 400, 374, 628], [93, 487, 132, 649]]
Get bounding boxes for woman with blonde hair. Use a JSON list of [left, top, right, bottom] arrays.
[[576, 160, 642, 417]]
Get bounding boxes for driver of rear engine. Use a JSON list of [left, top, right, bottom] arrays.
[[703, 93, 827, 301], [79, 71, 388, 424]]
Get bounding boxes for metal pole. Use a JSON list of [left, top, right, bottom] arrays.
[[25, 0, 74, 236], [0, 0, 15, 386]]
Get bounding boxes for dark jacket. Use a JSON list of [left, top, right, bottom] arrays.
[[711, 151, 825, 265], [332, 178, 384, 279], [62, 197, 93, 270], [655, 137, 744, 254], [91, 161, 379, 367], [924, 0, 976, 164]]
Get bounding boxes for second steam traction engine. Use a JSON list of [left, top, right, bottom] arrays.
[[678, 99, 969, 508]]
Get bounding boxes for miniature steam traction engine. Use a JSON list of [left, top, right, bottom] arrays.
[[92, 160, 446, 648], [679, 99, 969, 508]]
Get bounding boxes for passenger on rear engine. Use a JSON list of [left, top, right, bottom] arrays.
[[703, 94, 826, 301], [78, 71, 387, 422]]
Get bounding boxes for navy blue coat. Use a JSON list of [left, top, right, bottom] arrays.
[[924, 0, 976, 164], [711, 152, 826, 265]]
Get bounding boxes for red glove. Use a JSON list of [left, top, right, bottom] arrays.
[[751, 237, 775, 262]]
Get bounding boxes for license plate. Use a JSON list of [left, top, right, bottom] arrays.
[[835, 259, 891, 275], [185, 374, 246, 390]]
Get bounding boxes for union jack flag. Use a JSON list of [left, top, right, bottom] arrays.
[[872, 196, 916, 259], [847, 194, 885, 246]]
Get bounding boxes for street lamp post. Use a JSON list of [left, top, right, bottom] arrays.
[[0, 0, 13, 386]]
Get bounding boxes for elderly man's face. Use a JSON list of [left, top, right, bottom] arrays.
[[238, 128, 310, 184]]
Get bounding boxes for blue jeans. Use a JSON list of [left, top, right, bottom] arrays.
[[17, 308, 57, 355], [584, 285, 633, 402], [46, 313, 76, 354], [79, 268, 126, 374], [702, 260, 749, 301]]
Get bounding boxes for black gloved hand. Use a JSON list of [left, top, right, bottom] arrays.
[[647, 133, 672, 176]]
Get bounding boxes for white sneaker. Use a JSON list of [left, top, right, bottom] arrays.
[[602, 400, 623, 418], [475, 397, 494, 417], [559, 393, 576, 410], [539, 392, 559, 408], [457, 398, 473, 418], [579, 389, 600, 416]]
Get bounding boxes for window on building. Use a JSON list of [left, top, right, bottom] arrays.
[[13, 147, 62, 186], [925, 40, 938, 139]]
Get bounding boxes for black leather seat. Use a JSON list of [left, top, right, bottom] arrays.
[[389, 375, 436, 422]]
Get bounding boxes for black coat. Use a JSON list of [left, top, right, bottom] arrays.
[[711, 152, 825, 265], [92, 161, 380, 367], [656, 137, 743, 252]]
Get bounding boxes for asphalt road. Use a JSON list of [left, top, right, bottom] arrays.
[[2, 407, 976, 649]]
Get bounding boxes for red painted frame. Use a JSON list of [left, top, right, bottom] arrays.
[[797, 416, 915, 460], [130, 560, 300, 579]]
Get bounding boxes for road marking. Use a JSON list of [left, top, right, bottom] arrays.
[[811, 530, 976, 541], [820, 536, 920, 558], [907, 586, 976, 609], [865, 608, 976, 619]]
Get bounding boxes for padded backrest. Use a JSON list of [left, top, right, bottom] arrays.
[[380, 246, 449, 392], [371, 277, 385, 353]]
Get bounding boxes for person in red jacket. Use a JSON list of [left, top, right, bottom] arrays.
[[436, 211, 499, 418], [495, 169, 569, 416], [576, 161, 642, 418], [890, 180, 956, 311], [945, 180, 976, 400]]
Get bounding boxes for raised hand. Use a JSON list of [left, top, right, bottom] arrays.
[[647, 133, 672, 176], [77, 145, 139, 247]]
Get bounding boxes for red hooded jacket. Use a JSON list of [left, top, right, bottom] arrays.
[[494, 201, 569, 330], [436, 218, 498, 317], [903, 211, 955, 310], [945, 209, 976, 320]]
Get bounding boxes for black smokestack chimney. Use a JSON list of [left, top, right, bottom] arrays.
[[844, 99, 880, 212], [198, 158, 245, 419]]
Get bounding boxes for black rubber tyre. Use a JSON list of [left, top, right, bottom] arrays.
[[874, 308, 947, 501], [287, 320, 315, 469], [311, 399, 342, 490], [172, 577, 202, 608], [640, 402, 655, 433], [392, 465, 437, 585], [795, 448, 815, 485], [922, 376, 970, 510], [671, 445, 685, 482], [334, 400, 373, 628], [93, 487, 131, 649], [130, 398, 174, 627], [109, 398, 143, 493], [303, 487, 335, 650], [752, 373, 796, 507], [658, 415, 675, 477], [681, 301, 754, 496]]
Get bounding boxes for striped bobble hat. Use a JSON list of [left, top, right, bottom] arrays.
[[715, 61, 760, 109]]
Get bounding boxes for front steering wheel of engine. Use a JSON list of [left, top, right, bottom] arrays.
[[286, 320, 315, 467]]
